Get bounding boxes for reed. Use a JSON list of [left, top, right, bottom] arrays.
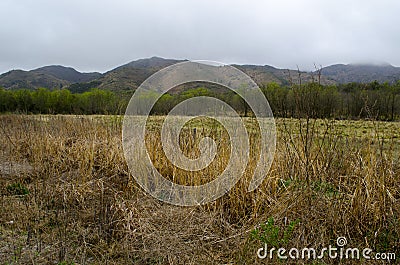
[[0, 115, 398, 264]]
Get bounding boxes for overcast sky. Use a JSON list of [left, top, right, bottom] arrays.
[[1, 0, 399, 74]]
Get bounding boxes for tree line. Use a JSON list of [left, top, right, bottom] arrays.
[[0, 88, 128, 114], [261, 81, 400, 120], [0, 80, 399, 120]]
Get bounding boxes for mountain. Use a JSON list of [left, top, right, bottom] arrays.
[[320, 63, 400, 84], [0, 66, 101, 90], [0, 69, 68, 90], [32, 65, 101, 83], [234, 64, 334, 86], [98, 58, 334, 91], [1, 57, 400, 91], [97, 57, 185, 91], [115, 56, 183, 69]]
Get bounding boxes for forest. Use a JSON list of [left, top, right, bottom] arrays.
[[0, 80, 399, 120]]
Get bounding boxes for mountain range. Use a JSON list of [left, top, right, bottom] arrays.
[[1, 57, 400, 91]]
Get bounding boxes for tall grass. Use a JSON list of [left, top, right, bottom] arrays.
[[0, 115, 399, 264]]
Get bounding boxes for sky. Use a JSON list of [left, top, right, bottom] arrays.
[[0, 0, 399, 74]]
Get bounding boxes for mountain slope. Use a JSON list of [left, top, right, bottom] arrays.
[[2, 58, 400, 91], [0, 66, 102, 90], [98, 58, 334, 91], [235, 64, 335, 86], [33, 65, 102, 83], [97, 57, 185, 91], [0, 70, 69, 90], [320, 63, 400, 84]]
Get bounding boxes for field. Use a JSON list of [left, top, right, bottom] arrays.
[[0, 115, 399, 264]]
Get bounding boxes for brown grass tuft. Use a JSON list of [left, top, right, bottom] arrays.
[[0, 115, 399, 264]]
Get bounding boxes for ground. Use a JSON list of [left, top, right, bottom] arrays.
[[0, 115, 399, 264]]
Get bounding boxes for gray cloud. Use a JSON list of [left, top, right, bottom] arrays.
[[1, 0, 399, 73]]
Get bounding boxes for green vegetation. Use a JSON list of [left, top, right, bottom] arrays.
[[1, 80, 400, 120], [261, 81, 400, 120], [0, 88, 127, 114], [250, 217, 300, 248], [6, 182, 29, 196]]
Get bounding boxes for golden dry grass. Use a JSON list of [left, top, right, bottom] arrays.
[[0, 115, 399, 264]]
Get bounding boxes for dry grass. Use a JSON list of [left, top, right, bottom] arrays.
[[0, 115, 399, 264]]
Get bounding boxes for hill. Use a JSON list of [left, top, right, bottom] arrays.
[[1, 57, 400, 91], [97, 58, 334, 91], [0, 65, 101, 90], [97, 57, 185, 91], [32, 65, 101, 83], [320, 63, 400, 84], [234, 64, 335, 86], [0, 69, 67, 90]]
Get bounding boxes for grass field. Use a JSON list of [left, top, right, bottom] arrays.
[[0, 115, 399, 264]]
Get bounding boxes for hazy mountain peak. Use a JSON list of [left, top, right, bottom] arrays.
[[32, 65, 101, 83], [321, 63, 400, 84], [0, 65, 101, 90], [349, 61, 393, 67], [122, 56, 184, 69]]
